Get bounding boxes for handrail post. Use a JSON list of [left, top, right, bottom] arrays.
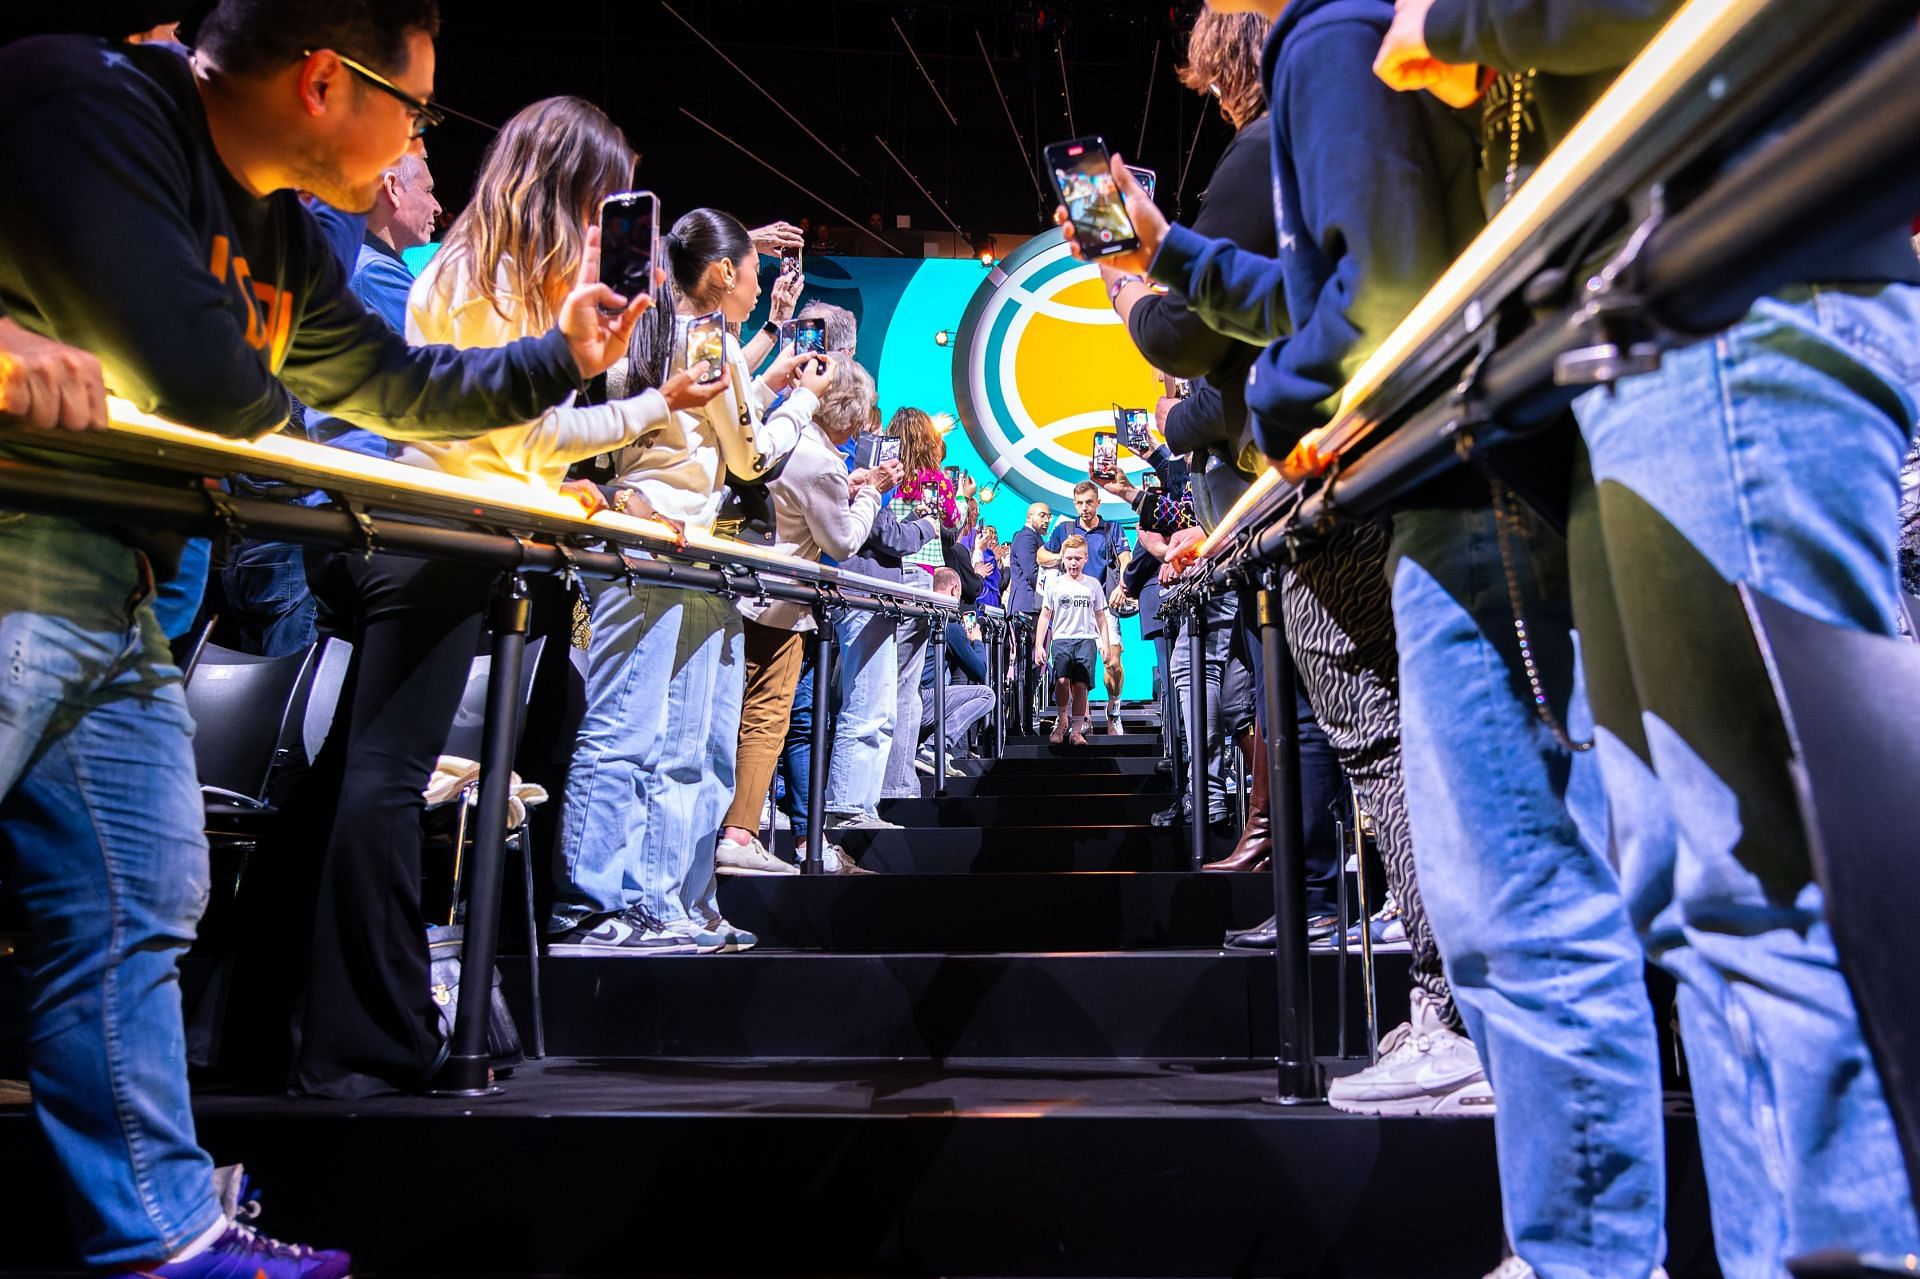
[[1256, 568, 1320, 1103], [803, 602, 835, 875], [932, 616, 950, 797], [1185, 598, 1210, 871], [430, 570, 529, 1097]]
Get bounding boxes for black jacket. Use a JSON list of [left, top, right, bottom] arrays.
[[1126, 116, 1275, 471], [1425, 0, 1920, 291]]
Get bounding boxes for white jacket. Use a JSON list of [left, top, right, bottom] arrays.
[[399, 251, 669, 489], [605, 314, 810, 529], [742, 422, 882, 632]]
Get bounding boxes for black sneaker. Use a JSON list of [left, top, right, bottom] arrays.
[[546, 906, 699, 956]]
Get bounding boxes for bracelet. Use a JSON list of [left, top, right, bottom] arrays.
[[612, 489, 636, 516], [1106, 274, 1142, 306]]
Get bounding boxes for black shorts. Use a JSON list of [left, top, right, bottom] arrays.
[[1050, 638, 1098, 687]]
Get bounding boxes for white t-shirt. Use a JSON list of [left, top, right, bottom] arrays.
[[1043, 571, 1107, 643]]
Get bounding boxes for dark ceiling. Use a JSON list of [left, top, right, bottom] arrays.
[[427, 0, 1238, 253]]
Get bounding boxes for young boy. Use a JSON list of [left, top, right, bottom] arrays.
[[1033, 535, 1108, 746]]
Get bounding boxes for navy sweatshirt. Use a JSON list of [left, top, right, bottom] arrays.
[[0, 37, 586, 569], [1152, 0, 1483, 461], [1424, 0, 1920, 286]]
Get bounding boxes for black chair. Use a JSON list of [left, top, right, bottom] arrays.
[[184, 642, 318, 815], [1746, 585, 1920, 1202]]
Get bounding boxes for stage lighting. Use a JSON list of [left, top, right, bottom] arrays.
[[935, 329, 951, 346]]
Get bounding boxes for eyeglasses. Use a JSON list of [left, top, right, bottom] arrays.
[[308, 48, 445, 139]]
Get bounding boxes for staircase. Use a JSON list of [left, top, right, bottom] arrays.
[[0, 728, 1721, 1278]]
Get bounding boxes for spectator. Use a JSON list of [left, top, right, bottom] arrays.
[[918, 567, 994, 774], [718, 355, 886, 877], [1039, 481, 1131, 731], [1006, 501, 1051, 732], [0, 2, 641, 1271], [223, 151, 444, 657], [881, 407, 953, 801], [551, 207, 822, 952]]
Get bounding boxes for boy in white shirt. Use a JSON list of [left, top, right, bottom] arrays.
[[1032, 535, 1108, 746]]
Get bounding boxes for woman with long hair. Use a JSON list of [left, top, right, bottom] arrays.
[[877, 407, 955, 801], [288, 97, 722, 1098], [550, 206, 828, 951]]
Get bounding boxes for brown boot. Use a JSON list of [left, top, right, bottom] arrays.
[[1206, 728, 1271, 872]]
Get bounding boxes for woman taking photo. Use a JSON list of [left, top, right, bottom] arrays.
[[550, 206, 828, 954], [290, 96, 719, 1098]]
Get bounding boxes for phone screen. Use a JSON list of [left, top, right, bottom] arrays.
[[1124, 165, 1158, 201], [1115, 408, 1153, 453], [783, 316, 827, 355], [686, 311, 727, 385], [599, 191, 657, 302], [780, 244, 803, 278], [1044, 136, 1139, 258], [1092, 431, 1118, 479]]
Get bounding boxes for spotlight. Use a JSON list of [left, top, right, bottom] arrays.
[[935, 329, 951, 346], [978, 485, 998, 503]]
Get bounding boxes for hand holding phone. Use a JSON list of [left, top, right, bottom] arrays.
[[685, 310, 727, 386], [781, 315, 827, 355], [1091, 430, 1119, 480], [599, 191, 659, 309], [1048, 143, 1166, 274]]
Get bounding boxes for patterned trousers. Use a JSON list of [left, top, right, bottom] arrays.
[[1280, 519, 1459, 1030]]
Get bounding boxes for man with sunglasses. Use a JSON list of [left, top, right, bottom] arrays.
[[0, 3, 646, 1277]]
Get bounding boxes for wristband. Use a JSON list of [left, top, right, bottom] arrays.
[[1106, 274, 1142, 306]]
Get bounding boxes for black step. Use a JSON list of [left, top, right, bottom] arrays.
[[715, 872, 1275, 950], [970, 753, 1169, 776], [773, 825, 1231, 873], [507, 950, 1413, 1059], [1000, 736, 1164, 758], [879, 792, 1174, 826], [916, 770, 1174, 797], [0, 1060, 1723, 1279]]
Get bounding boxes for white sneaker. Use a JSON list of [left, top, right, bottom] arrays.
[[914, 755, 936, 776], [715, 835, 798, 876], [821, 843, 878, 875], [826, 811, 903, 832], [1327, 988, 1495, 1117]]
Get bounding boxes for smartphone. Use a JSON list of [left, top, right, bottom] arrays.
[[1091, 431, 1119, 480], [598, 190, 658, 303], [1112, 406, 1154, 454], [782, 315, 827, 355], [1170, 376, 1193, 400], [1042, 135, 1140, 259], [853, 432, 903, 471], [944, 464, 964, 490], [1124, 164, 1158, 201], [780, 242, 803, 279], [685, 310, 727, 385]]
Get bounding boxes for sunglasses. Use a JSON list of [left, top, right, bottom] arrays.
[[307, 48, 445, 139]]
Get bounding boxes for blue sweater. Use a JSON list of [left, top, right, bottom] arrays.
[[1150, 0, 1482, 461]]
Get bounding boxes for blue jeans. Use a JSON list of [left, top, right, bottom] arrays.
[[219, 539, 317, 657], [149, 536, 210, 643], [882, 619, 932, 799], [778, 651, 815, 838], [1570, 284, 1920, 1273], [1391, 502, 1659, 1279], [0, 516, 222, 1266], [825, 608, 896, 819], [551, 579, 744, 930]]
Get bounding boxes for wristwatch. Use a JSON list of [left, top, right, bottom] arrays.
[[760, 319, 781, 340], [1106, 274, 1142, 306]]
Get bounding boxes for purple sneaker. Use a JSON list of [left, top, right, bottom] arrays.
[[112, 1221, 351, 1278]]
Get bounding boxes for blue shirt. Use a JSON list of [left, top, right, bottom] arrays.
[[1046, 517, 1129, 586], [302, 238, 415, 465]]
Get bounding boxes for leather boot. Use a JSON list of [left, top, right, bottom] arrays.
[[1205, 728, 1271, 872]]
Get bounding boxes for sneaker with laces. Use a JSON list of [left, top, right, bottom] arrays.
[[546, 907, 700, 956], [1327, 988, 1495, 1117], [821, 843, 878, 875], [685, 911, 758, 953], [826, 811, 903, 832], [112, 1219, 352, 1279], [715, 835, 798, 876], [1047, 715, 1067, 745]]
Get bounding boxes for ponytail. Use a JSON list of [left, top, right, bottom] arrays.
[[661, 208, 755, 309]]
